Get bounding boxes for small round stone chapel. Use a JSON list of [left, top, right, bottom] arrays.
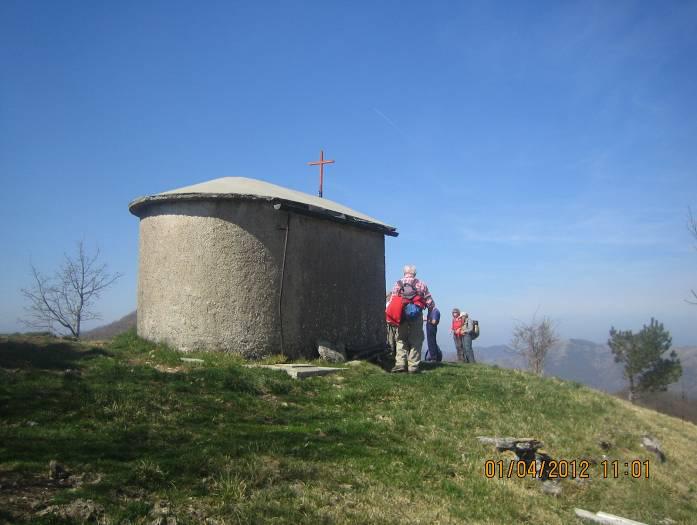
[[128, 177, 398, 358]]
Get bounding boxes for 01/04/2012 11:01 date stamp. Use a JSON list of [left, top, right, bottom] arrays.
[[483, 459, 651, 480]]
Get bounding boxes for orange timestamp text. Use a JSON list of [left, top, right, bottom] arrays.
[[483, 459, 650, 479]]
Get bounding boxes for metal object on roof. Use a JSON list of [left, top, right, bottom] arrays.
[[128, 177, 397, 237]]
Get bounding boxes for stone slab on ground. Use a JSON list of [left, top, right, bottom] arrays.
[[245, 364, 347, 379], [575, 508, 647, 525]]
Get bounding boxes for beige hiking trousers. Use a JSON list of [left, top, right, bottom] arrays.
[[395, 316, 424, 371]]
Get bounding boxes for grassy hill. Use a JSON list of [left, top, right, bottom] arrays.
[[622, 389, 697, 426], [1, 333, 696, 524], [82, 314, 697, 403]]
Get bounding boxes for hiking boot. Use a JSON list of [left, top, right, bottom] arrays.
[[390, 366, 406, 373]]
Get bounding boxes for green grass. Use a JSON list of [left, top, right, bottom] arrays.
[[1, 332, 696, 524]]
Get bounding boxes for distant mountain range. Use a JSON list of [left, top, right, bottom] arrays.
[[474, 339, 697, 400], [82, 311, 137, 340]]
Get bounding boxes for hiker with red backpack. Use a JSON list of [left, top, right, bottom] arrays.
[[386, 264, 435, 373], [386, 292, 397, 358], [451, 309, 479, 363]]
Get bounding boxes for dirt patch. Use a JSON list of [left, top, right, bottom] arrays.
[[0, 470, 73, 522], [126, 358, 185, 374], [0, 468, 103, 523]]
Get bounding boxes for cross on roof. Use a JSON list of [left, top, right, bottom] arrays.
[[307, 149, 335, 198]]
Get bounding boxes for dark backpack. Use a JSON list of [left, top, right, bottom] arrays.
[[399, 279, 418, 301], [399, 279, 424, 320], [471, 320, 480, 340]]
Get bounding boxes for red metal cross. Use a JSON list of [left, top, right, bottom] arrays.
[[307, 149, 335, 198]]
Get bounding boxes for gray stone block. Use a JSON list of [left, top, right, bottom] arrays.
[[246, 364, 347, 379]]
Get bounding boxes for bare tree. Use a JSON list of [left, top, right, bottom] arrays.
[[21, 241, 122, 338], [688, 206, 697, 305], [511, 316, 558, 375]]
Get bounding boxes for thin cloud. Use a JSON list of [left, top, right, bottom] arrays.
[[459, 226, 676, 247], [459, 230, 678, 246], [458, 231, 669, 246], [457, 206, 688, 247], [372, 108, 411, 142]]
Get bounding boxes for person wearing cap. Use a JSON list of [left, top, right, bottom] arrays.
[[451, 308, 466, 362], [390, 264, 435, 373]]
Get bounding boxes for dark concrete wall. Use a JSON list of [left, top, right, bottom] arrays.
[[136, 199, 386, 357], [280, 212, 386, 357]]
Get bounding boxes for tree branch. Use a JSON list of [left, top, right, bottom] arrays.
[[20, 242, 121, 338]]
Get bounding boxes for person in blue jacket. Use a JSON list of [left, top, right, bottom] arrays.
[[424, 306, 442, 362]]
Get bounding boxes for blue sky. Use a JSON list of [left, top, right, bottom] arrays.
[[1, 1, 696, 347]]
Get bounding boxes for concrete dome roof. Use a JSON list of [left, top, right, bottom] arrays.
[[128, 177, 398, 236]]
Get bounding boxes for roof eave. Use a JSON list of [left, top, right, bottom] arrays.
[[128, 193, 398, 237]]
